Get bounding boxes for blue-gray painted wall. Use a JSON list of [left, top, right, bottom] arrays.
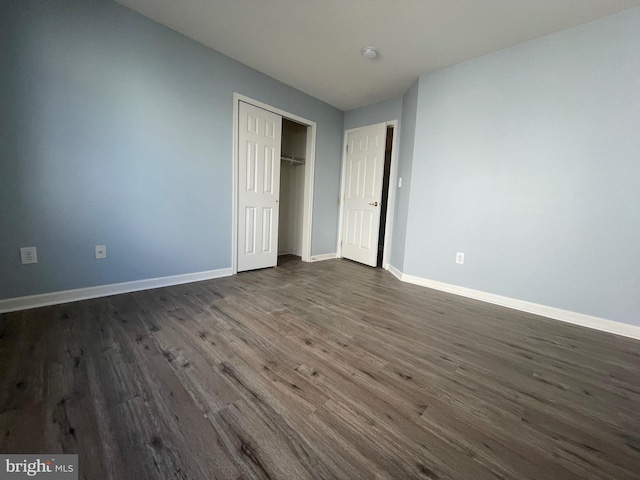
[[0, 0, 343, 299], [389, 81, 419, 271], [402, 8, 640, 326], [343, 98, 402, 131]]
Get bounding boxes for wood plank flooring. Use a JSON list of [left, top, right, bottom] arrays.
[[1, 256, 639, 479]]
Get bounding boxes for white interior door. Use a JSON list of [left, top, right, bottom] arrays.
[[238, 102, 282, 272], [341, 123, 386, 267]]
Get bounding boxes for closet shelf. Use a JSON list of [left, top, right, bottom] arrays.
[[281, 154, 305, 165]]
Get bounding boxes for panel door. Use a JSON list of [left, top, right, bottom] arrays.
[[341, 123, 386, 267], [238, 102, 282, 272]]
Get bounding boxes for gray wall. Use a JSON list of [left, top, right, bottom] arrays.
[[0, 0, 343, 299], [343, 97, 402, 131], [401, 8, 640, 325], [389, 81, 419, 271]]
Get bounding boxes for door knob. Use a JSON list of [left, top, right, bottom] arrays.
[[368, 201, 379, 207]]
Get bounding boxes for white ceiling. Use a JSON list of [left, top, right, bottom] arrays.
[[114, 0, 640, 111]]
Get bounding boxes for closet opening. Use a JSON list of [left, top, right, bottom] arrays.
[[278, 118, 308, 263]]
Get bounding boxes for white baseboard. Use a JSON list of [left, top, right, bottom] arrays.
[[388, 268, 640, 341], [386, 264, 403, 281], [309, 252, 337, 262], [0, 267, 233, 314]]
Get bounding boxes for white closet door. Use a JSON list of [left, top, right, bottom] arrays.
[[237, 102, 282, 272]]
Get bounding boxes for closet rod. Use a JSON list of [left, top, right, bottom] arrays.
[[280, 154, 305, 165]]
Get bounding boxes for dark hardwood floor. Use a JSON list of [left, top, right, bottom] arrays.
[[1, 256, 639, 479]]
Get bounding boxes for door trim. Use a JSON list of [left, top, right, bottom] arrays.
[[232, 93, 317, 274], [337, 120, 399, 269]]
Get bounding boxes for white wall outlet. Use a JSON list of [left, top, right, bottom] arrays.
[[20, 247, 38, 264], [398, 177, 403, 188], [95, 245, 107, 259], [456, 252, 464, 264]]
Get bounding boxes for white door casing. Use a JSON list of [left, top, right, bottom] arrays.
[[341, 123, 386, 267], [237, 102, 282, 272]]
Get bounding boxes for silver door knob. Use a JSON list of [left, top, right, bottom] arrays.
[[368, 202, 379, 207]]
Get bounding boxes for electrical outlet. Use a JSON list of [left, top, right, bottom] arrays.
[[95, 245, 107, 259], [456, 252, 464, 264], [20, 247, 38, 264], [398, 177, 403, 188]]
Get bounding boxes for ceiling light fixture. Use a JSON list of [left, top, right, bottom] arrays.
[[361, 46, 378, 60]]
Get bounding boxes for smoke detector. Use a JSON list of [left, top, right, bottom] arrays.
[[361, 46, 378, 60]]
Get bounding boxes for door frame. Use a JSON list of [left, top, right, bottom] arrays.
[[232, 93, 317, 274], [337, 120, 399, 269]]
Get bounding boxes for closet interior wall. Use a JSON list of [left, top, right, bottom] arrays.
[[279, 119, 307, 256]]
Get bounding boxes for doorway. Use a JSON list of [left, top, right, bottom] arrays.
[[232, 94, 317, 274], [377, 126, 394, 267], [338, 121, 398, 269]]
